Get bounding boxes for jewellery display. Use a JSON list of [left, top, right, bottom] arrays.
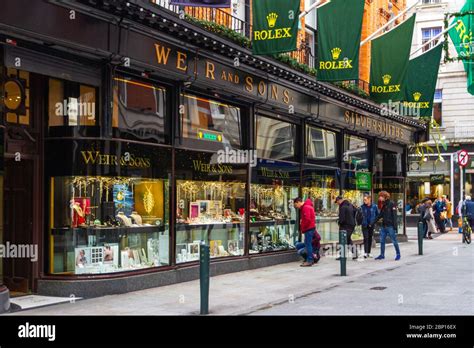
[[52, 175, 170, 275]]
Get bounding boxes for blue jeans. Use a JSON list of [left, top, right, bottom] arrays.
[[379, 226, 400, 257], [296, 242, 306, 258], [303, 229, 315, 262]]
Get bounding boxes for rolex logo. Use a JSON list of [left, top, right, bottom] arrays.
[[413, 92, 422, 102], [383, 74, 392, 85], [331, 47, 342, 60], [267, 12, 278, 28]]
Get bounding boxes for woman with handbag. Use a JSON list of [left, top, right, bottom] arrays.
[[434, 196, 447, 234], [424, 200, 437, 239]]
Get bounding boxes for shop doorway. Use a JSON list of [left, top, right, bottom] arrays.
[[3, 158, 34, 295]]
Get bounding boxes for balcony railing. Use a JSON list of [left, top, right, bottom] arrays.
[[149, 0, 315, 69]]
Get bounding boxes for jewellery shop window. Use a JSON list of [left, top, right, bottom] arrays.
[[112, 75, 169, 144], [249, 160, 300, 254], [342, 170, 371, 208], [47, 77, 99, 137], [302, 166, 340, 243], [49, 176, 170, 275], [343, 135, 369, 171], [175, 150, 246, 263], [374, 178, 405, 234], [180, 93, 243, 151]]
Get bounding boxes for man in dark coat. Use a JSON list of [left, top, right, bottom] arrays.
[[335, 196, 357, 260]]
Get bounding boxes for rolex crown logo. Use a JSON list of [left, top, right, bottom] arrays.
[[413, 92, 422, 102], [382, 74, 392, 85], [266, 12, 278, 28], [331, 47, 342, 60]]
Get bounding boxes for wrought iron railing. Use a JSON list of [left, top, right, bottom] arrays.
[[149, 0, 316, 69]]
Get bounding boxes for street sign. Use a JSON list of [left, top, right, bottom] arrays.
[[458, 150, 469, 167]]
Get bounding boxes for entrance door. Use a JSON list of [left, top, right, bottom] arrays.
[[3, 159, 34, 294]]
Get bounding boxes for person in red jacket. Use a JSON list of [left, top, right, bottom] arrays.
[[294, 197, 316, 267]]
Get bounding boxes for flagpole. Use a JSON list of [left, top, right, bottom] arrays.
[[299, 0, 323, 19], [410, 20, 462, 57], [360, 0, 421, 47]]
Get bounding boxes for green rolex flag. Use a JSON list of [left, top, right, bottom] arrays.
[[370, 15, 416, 104], [449, 0, 474, 95], [317, 0, 365, 81], [252, 0, 300, 56], [401, 44, 443, 117]]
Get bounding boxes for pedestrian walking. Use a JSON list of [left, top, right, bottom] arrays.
[[424, 200, 437, 239], [434, 196, 447, 233], [293, 197, 316, 267], [444, 196, 453, 231], [417, 198, 429, 238], [373, 191, 401, 261], [361, 194, 378, 258], [335, 196, 358, 260]]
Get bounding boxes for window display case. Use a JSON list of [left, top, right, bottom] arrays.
[[46, 140, 171, 275], [50, 176, 170, 274], [249, 160, 299, 253], [302, 166, 340, 243], [175, 150, 246, 263]]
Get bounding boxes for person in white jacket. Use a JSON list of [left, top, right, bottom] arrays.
[[425, 200, 437, 239]]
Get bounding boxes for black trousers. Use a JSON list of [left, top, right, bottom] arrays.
[[434, 214, 446, 233], [362, 225, 374, 254]]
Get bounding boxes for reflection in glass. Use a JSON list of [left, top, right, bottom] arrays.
[[181, 94, 241, 148], [307, 126, 336, 160], [113, 76, 166, 142], [50, 176, 170, 275], [343, 135, 368, 171], [256, 117, 296, 160]]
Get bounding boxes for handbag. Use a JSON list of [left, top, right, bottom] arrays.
[[440, 211, 447, 220], [423, 210, 431, 221]]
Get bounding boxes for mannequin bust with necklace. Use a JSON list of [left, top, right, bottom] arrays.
[[116, 212, 132, 227], [130, 211, 143, 226]]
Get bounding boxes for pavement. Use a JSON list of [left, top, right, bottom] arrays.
[[5, 230, 473, 316]]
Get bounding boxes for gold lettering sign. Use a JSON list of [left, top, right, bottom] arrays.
[[192, 160, 233, 174], [259, 167, 290, 179], [81, 151, 151, 168], [344, 110, 405, 140], [153, 42, 293, 106]]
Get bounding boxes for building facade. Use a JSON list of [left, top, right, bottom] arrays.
[[0, 0, 425, 300], [406, 0, 474, 225]]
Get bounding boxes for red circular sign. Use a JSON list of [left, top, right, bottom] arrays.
[[458, 150, 469, 167]]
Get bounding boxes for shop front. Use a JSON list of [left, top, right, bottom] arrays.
[[0, 0, 425, 297]]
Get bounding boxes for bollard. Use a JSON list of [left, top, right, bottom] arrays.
[[417, 221, 424, 255], [340, 230, 347, 276], [199, 244, 210, 315]]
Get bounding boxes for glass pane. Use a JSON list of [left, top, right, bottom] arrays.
[[374, 178, 405, 234], [113, 76, 167, 142], [306, 126, 336, 160], [343, 135, 369, 171], [48, 79, 64, 127], [302, 166, 340, 243], [256, 116, 296, 160], [50, 176, 170, 275], [181, 94, 242, 148], [79, 85, 96, 126], [176, 180, 246, 262]]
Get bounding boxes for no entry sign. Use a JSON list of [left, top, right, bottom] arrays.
[[458, 150, 469, 167]]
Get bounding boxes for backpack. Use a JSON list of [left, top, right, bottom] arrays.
[[354, 205, 363, 226]]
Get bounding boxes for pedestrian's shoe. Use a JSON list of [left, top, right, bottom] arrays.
[[313, 254, 321, 263], [300, 262, 313, 267], [374, 255, 385, 260], [428, 236, 433, 240], [395, 254, 401, 261], [363, 254, 368, 259], [352, 254, 358, 260]]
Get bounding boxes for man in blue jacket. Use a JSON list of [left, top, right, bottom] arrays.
[[361, 194, 378, 258]]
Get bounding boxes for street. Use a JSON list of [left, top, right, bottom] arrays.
[[7, 232, 473, 316]]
